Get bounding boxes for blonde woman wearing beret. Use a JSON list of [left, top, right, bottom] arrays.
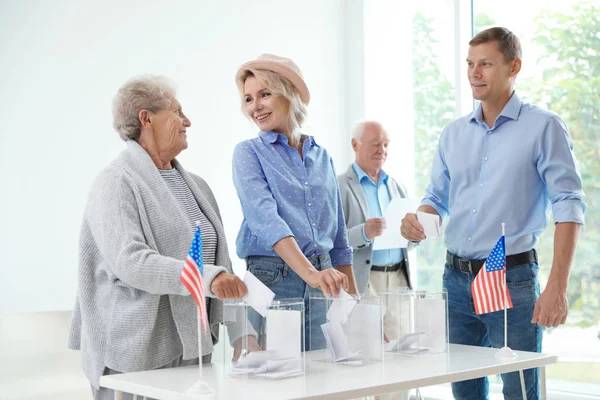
[[231, 54, 358, 349]]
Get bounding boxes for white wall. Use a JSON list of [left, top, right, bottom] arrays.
[[364, 1, 415, 193], [363, 1, 418, 286], [0, 0, 360, 312]]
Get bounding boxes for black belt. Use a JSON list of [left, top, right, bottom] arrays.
[[371, 260, 406, 273], [446, 249, 537, 275]]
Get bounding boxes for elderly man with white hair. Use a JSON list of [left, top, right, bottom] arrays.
[[338, 121, 415, 339]]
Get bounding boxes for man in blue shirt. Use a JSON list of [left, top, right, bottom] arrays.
[[338, 121, 414, 339], [401, 27, 585, 400]]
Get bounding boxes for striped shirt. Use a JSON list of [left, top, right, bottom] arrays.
[[159, 168, 216, 339], [159, 168, 218, 265]]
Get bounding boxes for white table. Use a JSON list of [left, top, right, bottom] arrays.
[[99, 344, 557, 400]]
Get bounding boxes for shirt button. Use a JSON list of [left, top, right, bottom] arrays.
[[484, 157, 488, 161], [312, 223, 316, 227], [308, 203, 312, 206], [468, 237, 472, 241], [314, 243, 318, 247], [480, 184, 484, 188], [304, 181, 308, 185], [472, 209, 477, 214]]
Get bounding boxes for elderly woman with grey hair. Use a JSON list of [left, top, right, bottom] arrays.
[[68, 75, 258, 400]]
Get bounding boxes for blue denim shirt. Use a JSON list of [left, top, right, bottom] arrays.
[[352, 163, 404, 266], [422, 92, 586, 259], [232, 131, 353, 267]]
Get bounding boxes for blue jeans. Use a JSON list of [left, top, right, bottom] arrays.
[[443, 261, 542, 400], [246, 254, 331, 352]]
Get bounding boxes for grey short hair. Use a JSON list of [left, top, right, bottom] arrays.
[[237, 68, 307, 145], [112, 75, 177, 141], [352, 120, 385, 142]]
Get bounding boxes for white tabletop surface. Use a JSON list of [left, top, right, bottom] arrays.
[[99, 344, 557, 400]]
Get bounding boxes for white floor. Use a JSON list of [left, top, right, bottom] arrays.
[[0, 311, 90, 400]]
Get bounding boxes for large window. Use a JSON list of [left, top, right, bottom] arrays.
[[411, 0, 600, 398], [470, 1, 600, 397], [411, 0, 459, 294]]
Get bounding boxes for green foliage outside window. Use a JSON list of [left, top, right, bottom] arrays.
[[412, 1, 600, 329]]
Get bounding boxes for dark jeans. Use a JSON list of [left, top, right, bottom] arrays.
[[443, 262, 543, 400]]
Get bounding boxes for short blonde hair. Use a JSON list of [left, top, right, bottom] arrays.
[[112, 75, 176, 141], [237, 68, 307, 145]]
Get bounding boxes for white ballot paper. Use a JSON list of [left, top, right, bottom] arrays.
[[416, 298, 447, 353], [234, 350, 281, 370], [253, 358, 303, 378], [321, 322, 364, 364], [326, 288, 356, 325], [347, 303, 382, 360], [321, 322, 349, 360], [243, 271, 276, 317], [267, 309, 302, 359], [373, 197, 420, 250], [417, 211, 441, 238], [384, 332, 426, 353], [231, 350, 303, 379], [320, 290, 377, 365]]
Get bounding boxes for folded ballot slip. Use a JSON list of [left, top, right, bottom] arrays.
[[243, 271, 276, 317], [417, 211, 441, 238]]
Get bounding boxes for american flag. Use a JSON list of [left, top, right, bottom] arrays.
[[180, 225, 208, 333], [471, 236, 513, 315]]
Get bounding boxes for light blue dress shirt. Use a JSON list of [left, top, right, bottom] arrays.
[[352, 163, 404, 266], [422, 92, 585, 259], [232, 131, 353, 267]]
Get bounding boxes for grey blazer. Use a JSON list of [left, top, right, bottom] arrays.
[[338, 165, 414, 294]]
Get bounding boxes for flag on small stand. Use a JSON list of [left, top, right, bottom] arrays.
[[472, 236, 513, 315], [180, 225, 208, 333]]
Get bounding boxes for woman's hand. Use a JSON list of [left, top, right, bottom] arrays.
[[210, 272, 248, 300], [305, 268, 349, 298]]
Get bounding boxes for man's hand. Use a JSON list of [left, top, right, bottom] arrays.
[[210, 272, 247, 300], [531, 284, 569, 327], [305, 268, 349, 298], [400, 213, 426, 241], [365, 217, 386, 240], [232, 335, 261, 361]]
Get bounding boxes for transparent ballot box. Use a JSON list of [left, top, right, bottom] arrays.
[[221, 298, 305, 379], [379, 290, 448, 356], [309, 292, 383, 365]]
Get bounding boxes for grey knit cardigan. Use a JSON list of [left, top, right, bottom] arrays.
[[68, 140, 239, 388]]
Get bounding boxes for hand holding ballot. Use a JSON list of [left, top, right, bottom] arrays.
[[400, 205, 441, 242], [211, 272, 248, 299], [364, 217, 387, 240], [305, 267, 349, 298], [416, 211, 441, 238], [372, 197, 420, 250]]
